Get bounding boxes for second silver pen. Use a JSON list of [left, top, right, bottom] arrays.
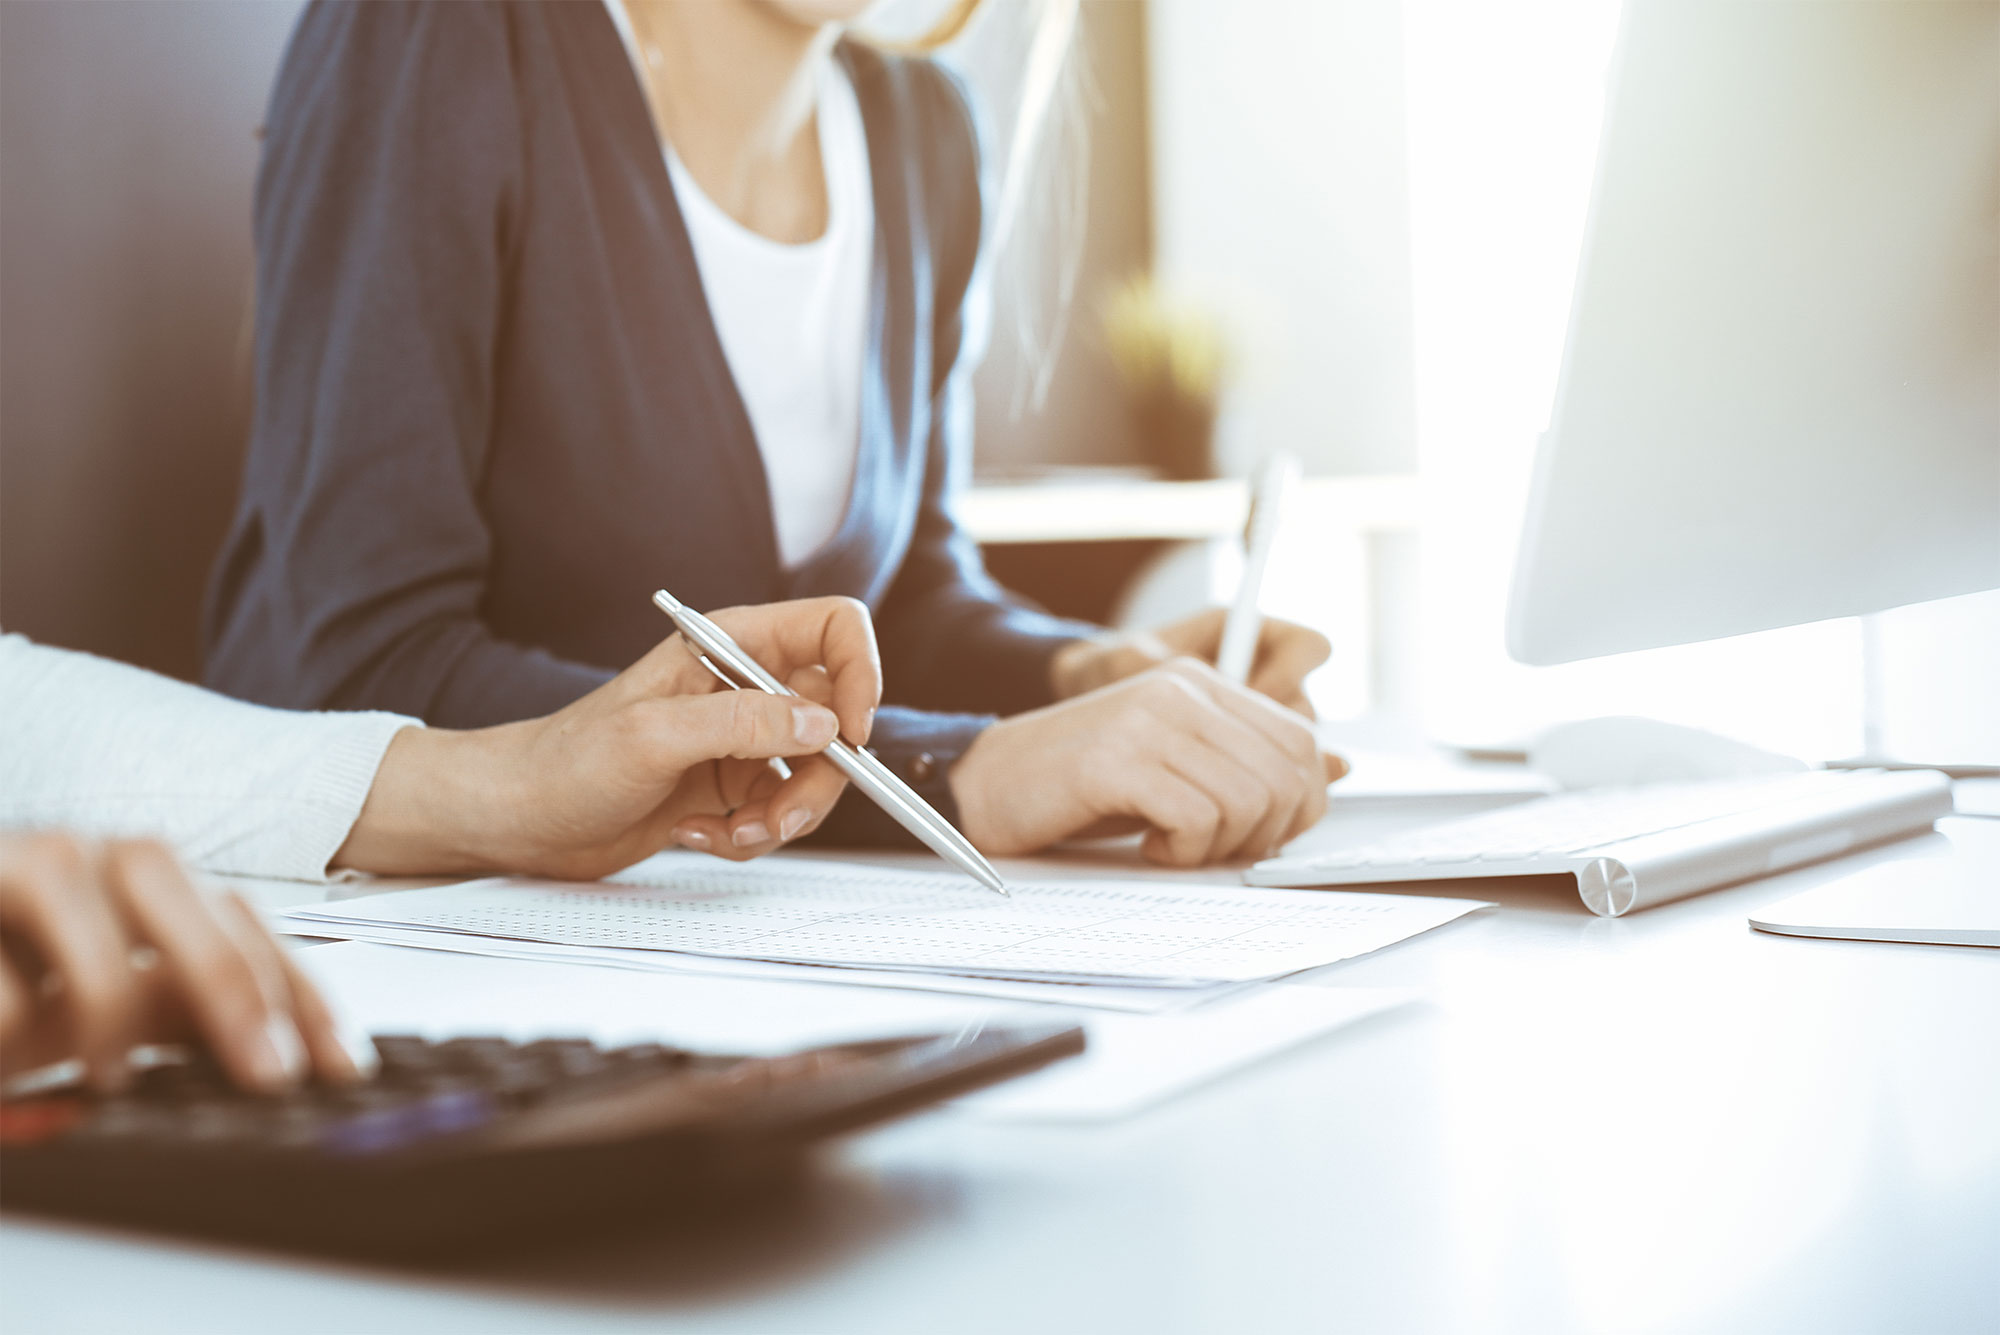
[[652, 590, 1009, 897]]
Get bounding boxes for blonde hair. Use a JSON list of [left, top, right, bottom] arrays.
[[871, 0, 985, 54]]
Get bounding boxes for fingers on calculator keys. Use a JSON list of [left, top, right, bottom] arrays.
[[28, 1036, 706, 1160], [227, 895, 374, 1084]]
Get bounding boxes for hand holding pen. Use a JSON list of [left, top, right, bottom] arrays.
[[655, 590, 1010, 895], [641, 596, 885, 863], [1045, 453, 1326, 718], [330, 597, 883, 884]]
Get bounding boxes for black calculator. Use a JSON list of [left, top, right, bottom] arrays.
[[0, 1023, 1082, 1258]]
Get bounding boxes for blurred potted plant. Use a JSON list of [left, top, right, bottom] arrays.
[[1102, 274, 1231, 481]]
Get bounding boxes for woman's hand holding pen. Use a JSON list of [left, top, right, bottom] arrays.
[[951, 657, 1349, 867], [1049, 608, 1333, 717], [333, 598, 882, 879]]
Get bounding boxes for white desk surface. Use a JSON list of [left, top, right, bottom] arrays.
[[5, 811, 1997, 1335]]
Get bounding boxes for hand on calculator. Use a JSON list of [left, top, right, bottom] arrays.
[[0, 831, 368, 1096]]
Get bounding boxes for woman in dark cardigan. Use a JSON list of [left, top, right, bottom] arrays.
[[205, 0, 1340, 864]]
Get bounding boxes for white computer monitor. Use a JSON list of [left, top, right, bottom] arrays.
[[1507, 0, 2000, 668]]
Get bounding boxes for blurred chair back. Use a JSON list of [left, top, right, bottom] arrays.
[[0, 0, 301, 679]]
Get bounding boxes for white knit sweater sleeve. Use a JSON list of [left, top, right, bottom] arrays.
[[0, 635, 418, 881]]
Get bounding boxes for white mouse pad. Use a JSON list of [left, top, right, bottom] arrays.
[[1750, 850, 2000, 948]]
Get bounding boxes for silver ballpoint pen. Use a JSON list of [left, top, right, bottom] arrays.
[[652, 589, 1010, 896]]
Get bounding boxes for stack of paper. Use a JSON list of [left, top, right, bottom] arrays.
[[277, 855, 1483, 1119], [285, 854, 1484, 1006], [277, 925, 1202, 1013]]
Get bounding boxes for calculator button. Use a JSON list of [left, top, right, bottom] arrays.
[[415, 1090, 493, 1136], [78, 1099, 177, 1140], [370, 1035, 435, 1072], [322, 1105, 427, 1157], [432, 1037, 516, 1070], [0, 1098, 85, 1145], [180, 1102, 262, 1143], [521, 1039, 612, 1079], [611, 1043, 691, 1070]]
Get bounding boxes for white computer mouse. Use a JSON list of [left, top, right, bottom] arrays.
[[1529, 715, 1808, 790]]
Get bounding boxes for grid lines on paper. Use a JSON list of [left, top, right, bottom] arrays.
[[327, 861, 1458, 984]]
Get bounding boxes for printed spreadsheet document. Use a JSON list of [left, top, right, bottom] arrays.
[[288, 855, 1485, 987]]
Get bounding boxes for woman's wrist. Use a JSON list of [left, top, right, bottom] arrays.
[[1047, 638, 1094, 700], [332, 725, 518, 876], [1048, 632, 1169, 701], [945, 724, 1004, 852]]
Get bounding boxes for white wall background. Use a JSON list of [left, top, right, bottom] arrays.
[[1147, 0, 1999, 762], [1147, 0, 1418, 478]]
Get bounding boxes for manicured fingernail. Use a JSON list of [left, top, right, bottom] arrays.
[[678, 828, 711, 851], [341, 1027, 381, 1081], [792, 705, 837, 748], [861, 707, 876, 741], [255, 1015, 307, 1087], [779, 809, 809, 841], [732, 821, 771, 848], [244, 1029, 287, 1089]]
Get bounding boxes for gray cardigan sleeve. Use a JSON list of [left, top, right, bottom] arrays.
[[203, 1, 614, 725]]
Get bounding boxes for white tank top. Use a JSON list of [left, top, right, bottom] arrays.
[[602, 0, 871, 569]]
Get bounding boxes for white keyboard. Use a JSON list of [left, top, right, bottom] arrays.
[[1248, 769, 1956, 917]]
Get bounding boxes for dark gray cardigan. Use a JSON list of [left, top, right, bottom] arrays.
[[203, 0, 1092, 844]]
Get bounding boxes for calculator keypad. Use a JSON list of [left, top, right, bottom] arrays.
[[22, 1036, 698, 1157]]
